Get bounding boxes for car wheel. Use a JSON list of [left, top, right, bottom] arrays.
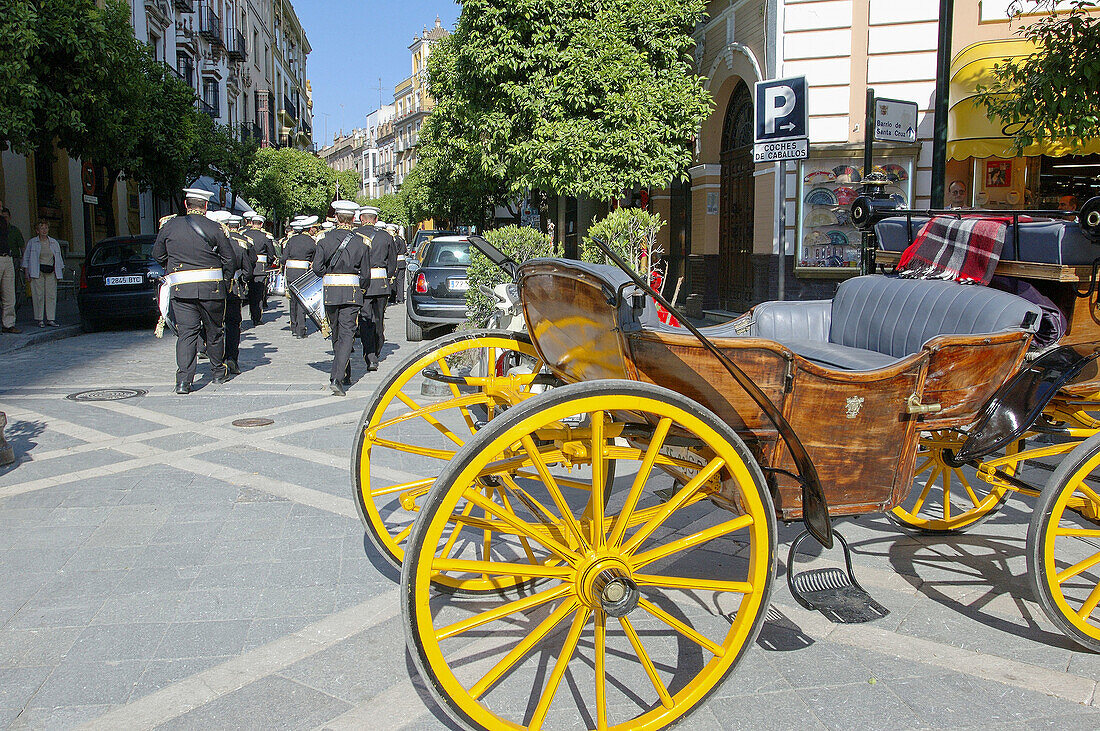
[[406, 316, 424, 342]]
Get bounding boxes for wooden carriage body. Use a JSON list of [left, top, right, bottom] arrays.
[[517, 259, 1040, 521]]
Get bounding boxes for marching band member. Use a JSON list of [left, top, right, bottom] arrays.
[[242, 214, 278, 326], [355, 207, 396, 372], [152, 188, 237, 394], [283, 215, 318, 338], [312, 201, 370, 395]]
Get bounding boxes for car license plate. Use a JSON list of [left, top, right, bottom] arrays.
[[105, 275, 144, 286], [448, 278, 469, 292]]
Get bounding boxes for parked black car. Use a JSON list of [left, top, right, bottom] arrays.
[[77, 235, 163, 331], [406, 236, 471, 341]]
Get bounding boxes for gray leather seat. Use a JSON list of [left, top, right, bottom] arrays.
[[745, 275, 1042, 371]]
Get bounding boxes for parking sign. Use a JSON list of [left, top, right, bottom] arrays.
[[754, 76, 809, 163]]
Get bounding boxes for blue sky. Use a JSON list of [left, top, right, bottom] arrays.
[[293, 0, 460, 147]]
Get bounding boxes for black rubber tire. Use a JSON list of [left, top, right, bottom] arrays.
[[406, 316, 424, 342], [1027, 431, 1100, 652], [402, 379, 777, 731]]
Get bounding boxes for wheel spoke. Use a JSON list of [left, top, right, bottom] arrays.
[[634, 573, 753, 594], [393, 524, 413, 545], [914, 454, 935, 477], [958, 470, 981, 507], [910, 464, 941, 514], [594, 609, 607, 731], [436, 357, 479, 435], [462, 488, 581, 563], [1076, 579, 1100, 620], [1056, 527, 1100, 538], [439, 502, 475, 560], [368, 436, 458, 461], [396, 390, 467, 448], [631, 513, 755, 570], [1055, 550, 1100, 585], [468, 599, 578, 700], [432, 558, 573, 579], [520, 435, 588, 550], [500, 474, 562, 527], [620, 457, 725, 556], [637, 598, 725, 657], [619, 615, 674, 709], [438, 584, 573, 641], [529, 607, 591, 730], [591, 411, 606, 549], [370, 476, 434, 498], [609, 418, 672, 548], [943, 469, 952, 520]]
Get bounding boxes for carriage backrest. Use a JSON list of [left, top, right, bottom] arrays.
[[829, 275, 1039, 359]]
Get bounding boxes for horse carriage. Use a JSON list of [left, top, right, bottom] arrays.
[[351, 196, 1100, 730]]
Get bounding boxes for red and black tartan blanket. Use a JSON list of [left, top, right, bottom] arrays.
[[897, 215, 1011, 285]]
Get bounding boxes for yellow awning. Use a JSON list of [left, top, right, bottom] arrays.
[[948, 39, 1100, 161]]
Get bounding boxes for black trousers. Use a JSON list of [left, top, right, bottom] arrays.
[[248, 279, 265, 325], [391, 267, 407, 304], [286, 268, 309, 336], [224, 293, 243, 362], [359, 296, 387, 365], [326, 304, 359, 382], [173, 297, 225, 385]]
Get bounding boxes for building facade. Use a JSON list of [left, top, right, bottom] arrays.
[[0, 0, 313, 262], [645, 0, 1100, 314]]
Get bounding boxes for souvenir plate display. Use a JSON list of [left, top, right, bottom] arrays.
[[797, 155, 914, 273]]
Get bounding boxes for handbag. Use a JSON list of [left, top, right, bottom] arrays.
[[40, 264, 55, 274]]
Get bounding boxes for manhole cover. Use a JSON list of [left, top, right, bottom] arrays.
[[232, 417, 274, 428], [66, 388, 147, 402]]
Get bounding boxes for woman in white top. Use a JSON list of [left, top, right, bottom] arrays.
[[21, 220, 64, 327]]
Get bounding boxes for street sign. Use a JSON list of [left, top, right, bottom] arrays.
[[874, 97, 918, 143], [83, 194, 98, 206], [754, 76, 809, 162]]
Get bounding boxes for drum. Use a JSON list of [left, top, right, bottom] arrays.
[[288, 269, 329, 336], [268, 271, 287, 296]]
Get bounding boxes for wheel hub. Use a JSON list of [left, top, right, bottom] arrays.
[[576, 555, 639, 617]]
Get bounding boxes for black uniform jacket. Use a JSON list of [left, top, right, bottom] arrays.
[[152, 213, 237, 300], [394, 236, 408, 266], [355, 225, 398, 298], [229, 232, 257, 295], [312, 227, 369, 307], [243, 228, 278, 279], [282, 234, 317, 267]]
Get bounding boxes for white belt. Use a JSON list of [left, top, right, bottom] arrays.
[[285, 260, 310, 268], [370, 268, 388, 279], [165, 268, 222, 287], [323, 274, 361, 287], [256, 255, 269, 264], [397, 255, 406, 262]]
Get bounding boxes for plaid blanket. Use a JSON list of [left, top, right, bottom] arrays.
[[897, 215, 1011, 285]]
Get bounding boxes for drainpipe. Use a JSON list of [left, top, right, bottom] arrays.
[[930, 0, 955, 209]]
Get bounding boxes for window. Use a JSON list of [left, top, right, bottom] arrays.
[[148, 32, 161, 61], [203, 78, 220, 115], [253, 30, 260, 68]]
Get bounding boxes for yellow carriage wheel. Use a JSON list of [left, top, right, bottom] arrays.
[[889, 431, 1019, 534], [1028, 432, 1100, 652], [402, 381, 776, 731], [352, 329, 545, 573]]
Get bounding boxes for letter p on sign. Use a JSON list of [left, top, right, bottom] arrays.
[[764, 86, 796, 135]]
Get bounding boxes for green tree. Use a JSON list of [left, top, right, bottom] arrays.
[[975, 1, 1100, 151], [464, 225, 560, 326], [0, 0, 39, 149], [242, 147, 356, 226], [419, 0, 711, 215], [582, 207, 665, 279], [355, 193, 411, 227]]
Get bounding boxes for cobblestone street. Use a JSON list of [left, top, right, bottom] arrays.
[[1, 299, 1100, 729]]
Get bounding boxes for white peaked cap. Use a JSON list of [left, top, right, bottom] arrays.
[[206, 210, 231, 222], [331, 200, 359, 214], [184, 188, 215, 202], [248, 213, 266, 223], [359, 206, 380, 217], [299, 215, 319, 227], [226, 214, 244, 226], [322, 221, 335, 229]]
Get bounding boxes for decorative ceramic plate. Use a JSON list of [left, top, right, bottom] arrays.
[[826, 230, 849, 247], [804, 170, 837, 184], [804, 187, 839, 206], [1006, 190, 1021, 205], [833, 165, 861, 183], [804, 230, 831, 247]]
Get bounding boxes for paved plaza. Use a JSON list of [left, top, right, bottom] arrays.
[[1, 299, 1100, 729]]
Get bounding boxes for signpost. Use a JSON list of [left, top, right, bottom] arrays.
[[874, 97, 918, 143], [754, 76, 809, 301]]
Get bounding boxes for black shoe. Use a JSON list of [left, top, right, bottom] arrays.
[[367, 361, 379, 372], [226, 359, 241, 375], [330, 380, 346, 396], [175, 382, 191, 395], [212, 368, 230, 385]]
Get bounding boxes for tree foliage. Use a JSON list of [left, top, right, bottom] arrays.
[[464, 225, 560, 326], [418, 0, 711, 220], [243, 147, 355, 223], [975, 1, 1100, 151], [582, 207, 665, 279], [355, 192, 411, 227]]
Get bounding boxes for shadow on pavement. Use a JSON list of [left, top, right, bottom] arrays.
[[0, 418, 46, 476]]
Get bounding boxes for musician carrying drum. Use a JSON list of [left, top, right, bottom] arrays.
[[312, 200, 370, 396], [283, 216, 318, 339]]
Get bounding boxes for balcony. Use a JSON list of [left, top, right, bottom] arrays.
[[282, 95, 297, 122], [174, 0, 194, 11], [300, 117, 311, 137], [226, 28, 246, 62], [198, 2, 221, 46], [196, 96, 217, 118]]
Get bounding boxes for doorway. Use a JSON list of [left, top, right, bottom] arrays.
[[719, 81, 755, 311]]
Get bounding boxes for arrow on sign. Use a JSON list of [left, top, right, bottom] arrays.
[[780, 123, 796, 132]]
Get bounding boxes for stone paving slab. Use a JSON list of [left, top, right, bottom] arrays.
[[1, 299, 1099, 729]]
